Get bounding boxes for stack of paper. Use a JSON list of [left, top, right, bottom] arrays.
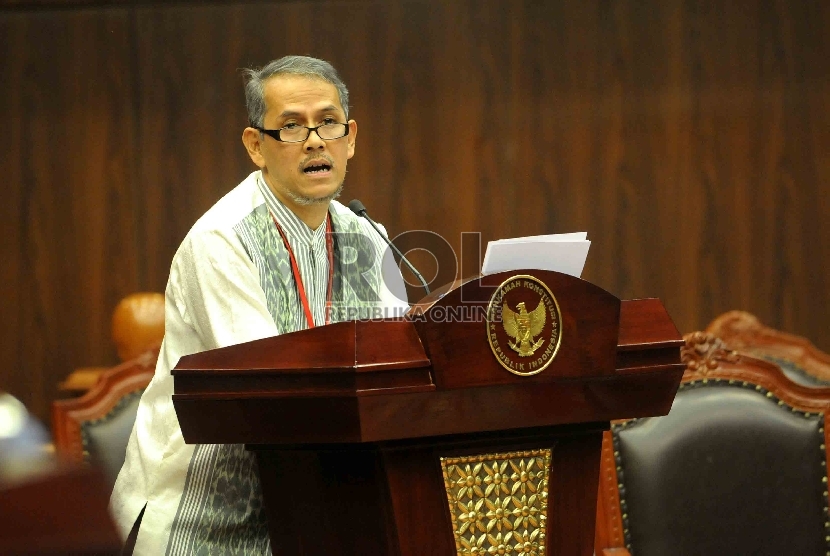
[[481, 233, 590, 277]]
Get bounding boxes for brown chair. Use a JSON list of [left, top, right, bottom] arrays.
[[0, 465, 122, 555], [707, 310, 830, 387], [60, 292, 164, 393], [594, 331, 830, 556], [111, 292, 165, 362], [51, 348, 157, 488]]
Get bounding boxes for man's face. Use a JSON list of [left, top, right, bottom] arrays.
[[243, 75, 357, 214]]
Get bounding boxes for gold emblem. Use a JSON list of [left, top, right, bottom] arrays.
[[486, 275, 562, 376], [503, 301, 547, 356]]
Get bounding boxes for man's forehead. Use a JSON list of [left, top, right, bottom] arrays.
[[263, 75, 344, 114]]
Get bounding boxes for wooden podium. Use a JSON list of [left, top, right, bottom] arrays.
[[172, 270, 682, 556]]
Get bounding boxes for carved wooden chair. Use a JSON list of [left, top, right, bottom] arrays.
[[60, 292, 164, 393], [51, 348, 157, 488], [707, 310, 830, 387], [594, 331, 830, 556]]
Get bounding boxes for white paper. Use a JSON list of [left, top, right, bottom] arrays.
[[481, 233, 590, 277], [491, 232, 587, 243]]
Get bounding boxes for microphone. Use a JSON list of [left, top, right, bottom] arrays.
[[347, 199, 431, 295]]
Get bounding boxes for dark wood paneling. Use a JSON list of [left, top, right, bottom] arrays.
[[1, 0, 829, 423], [132, 3, 253, 288], [0, 8, 139, 420]]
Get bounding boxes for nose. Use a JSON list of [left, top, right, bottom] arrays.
[[304, 128, 326, 151]]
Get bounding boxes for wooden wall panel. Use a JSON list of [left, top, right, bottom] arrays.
[[0, 0, 828, 423], [0, 14, 25, 412], [0, 8, 139, 420], [132, 4, 253, 289]]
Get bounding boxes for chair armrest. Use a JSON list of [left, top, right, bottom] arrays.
[[58, 367, 110, 393], [602, 549, 632, 556]]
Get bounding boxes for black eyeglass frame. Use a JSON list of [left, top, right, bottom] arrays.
[[254, 122, 350, 143]]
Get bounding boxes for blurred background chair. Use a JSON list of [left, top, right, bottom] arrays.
[[51, 347, 157, 490], [0, 391, 54, 484], [594, 331, 830, 556], [51, 349, 157, 488], [60, 292, 164, 393], [51, 292, 163, 489], [1, 391, 121, 555], [707, 310, 830, 387]]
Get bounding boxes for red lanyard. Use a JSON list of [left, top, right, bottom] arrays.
[[269, 211, 334, 328]]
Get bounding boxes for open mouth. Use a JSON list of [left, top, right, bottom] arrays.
[[303, 162, 332, 174]]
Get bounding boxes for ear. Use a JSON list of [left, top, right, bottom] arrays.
[[346, 120, 358, 160], [242, 127, 267, 168]]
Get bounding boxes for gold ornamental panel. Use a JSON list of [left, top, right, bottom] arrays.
[[440, 449, 552, 556]]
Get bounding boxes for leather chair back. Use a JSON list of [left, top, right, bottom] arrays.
[[595, 332, 830, 556]]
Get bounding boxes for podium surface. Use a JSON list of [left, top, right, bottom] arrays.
[[173, 270, 682, 555]]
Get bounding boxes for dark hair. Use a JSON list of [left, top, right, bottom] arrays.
[[242, 55, 349, 127]]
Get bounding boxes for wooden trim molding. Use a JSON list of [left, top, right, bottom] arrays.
[[594, 430, 625, 550], [51, 348, 157, 462], [601, 549, 632, 556], [707, 310, 830, 383]]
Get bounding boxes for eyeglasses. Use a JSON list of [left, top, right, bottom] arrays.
[[255, 122, 349, 143]]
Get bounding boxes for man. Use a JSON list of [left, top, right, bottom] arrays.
[[110, 55, 408, 555]]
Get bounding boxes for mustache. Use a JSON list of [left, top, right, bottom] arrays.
[[298, 153, 334, 172]]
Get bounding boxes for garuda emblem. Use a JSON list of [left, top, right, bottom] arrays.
[[503, 300, 547, 356], [486, 274, 561, 376]]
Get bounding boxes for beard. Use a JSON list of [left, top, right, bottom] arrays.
[[286, 180, 344, 206]]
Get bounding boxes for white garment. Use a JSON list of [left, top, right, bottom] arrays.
[[110, 171, 408, 554]]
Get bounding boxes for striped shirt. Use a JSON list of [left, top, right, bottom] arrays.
[[257, 175, 331, 330]]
